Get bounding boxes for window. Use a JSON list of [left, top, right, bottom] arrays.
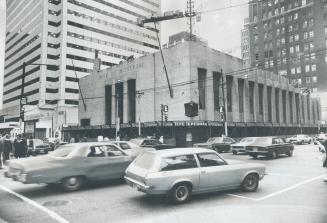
[[309, 30, 314, 38], [305, 65, 310, 72], [297, 67, 301, 73], [312, 76, 317, 83], [312, 64, 316, 71], [294, 34, 299, 41], [197, 153, 226, 167], [87, 146, 105, 157], [105, 145, 124, 157], [160, 155, 197, 171], [306, 77, 311, 84], [291, 68, 296, 74], [117, 143, 132, 150], [298, 78, 302, 85]]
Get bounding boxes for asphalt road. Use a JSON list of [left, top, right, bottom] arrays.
[[0, 144, 326, 223]]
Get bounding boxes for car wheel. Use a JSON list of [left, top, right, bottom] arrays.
[[232, 150, 237, 155], [250, 154, 257, 159], [170, 183, 191, 204], [271, 151, 278, 159], [286, 149, 293, 157], [61, 176, 84, 192], [241, 174, 259, 192]]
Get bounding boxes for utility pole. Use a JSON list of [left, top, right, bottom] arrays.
[[221, 69, 228, 137], [186, 0, 195, 40], [136, 91, 144, 136]]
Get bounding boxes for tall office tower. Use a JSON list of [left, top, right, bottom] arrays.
[[3, 0, 160, 137], [241, 18, 251, 68], [244, 0, 327, 121]]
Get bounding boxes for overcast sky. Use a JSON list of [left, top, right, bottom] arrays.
[[0, 0, 248, 108]]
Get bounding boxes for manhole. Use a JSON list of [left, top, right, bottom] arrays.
[[43, 200, 71, 207]]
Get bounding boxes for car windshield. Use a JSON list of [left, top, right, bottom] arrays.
[[48, 145, 76, 158], [207, 137, 222, 143], [133, 153, 156, 170], [252, 137, 272, 144], [240, 137, 255, 142]]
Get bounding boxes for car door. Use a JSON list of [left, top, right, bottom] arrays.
[[197, 153, 239, 192], [103, 145, 132, 179], [83, 145, 110, 181]]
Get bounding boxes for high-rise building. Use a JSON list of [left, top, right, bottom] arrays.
[[3, 0, 160, 137], [243, 0, 327, 121]]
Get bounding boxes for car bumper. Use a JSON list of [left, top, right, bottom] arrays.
[[5, 171, 28, 183], [30, 149, 48, 154], [124, 176, 165, 195], [231, 147, 246, 152]]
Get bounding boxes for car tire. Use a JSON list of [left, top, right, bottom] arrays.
[[286, 149, 293, 157], [169, 183, 191, 204], [271, 151, 278, 159], [61, 176, 84, 192], [232, 150, 237, 155], [250, 154, 257, 159], [241, 174, 259, 192]]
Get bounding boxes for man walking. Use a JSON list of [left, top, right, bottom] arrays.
[[3, 134, 12, 164], [14, 135, 27, 158]]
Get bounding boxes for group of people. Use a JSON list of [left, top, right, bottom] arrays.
[[0, 134, 28, 169]]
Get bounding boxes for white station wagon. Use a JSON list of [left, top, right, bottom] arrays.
[[124, 148, 266, 203]]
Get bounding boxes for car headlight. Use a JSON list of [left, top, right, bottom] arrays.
[[18, 173, 27, 183]]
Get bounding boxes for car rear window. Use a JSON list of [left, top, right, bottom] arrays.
[[160, 155, 197, 171], [133, 153, 156, 170]]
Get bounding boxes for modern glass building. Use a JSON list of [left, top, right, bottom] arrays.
[[3, 0, 160, 138], [242, 0, 327, 121]]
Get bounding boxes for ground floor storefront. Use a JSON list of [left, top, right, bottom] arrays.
[[62, 121, 326, 146]]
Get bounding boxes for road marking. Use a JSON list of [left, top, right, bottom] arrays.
[[256, 174, 325, 201], [227, 174, 325, 202], [226, 193, 259, 201], [0, 185, 69, 223]]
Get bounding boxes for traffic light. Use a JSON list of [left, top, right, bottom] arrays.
[[184, 101, 198, 117]]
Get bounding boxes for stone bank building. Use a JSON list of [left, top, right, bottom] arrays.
[[64, 41, 322, 146]]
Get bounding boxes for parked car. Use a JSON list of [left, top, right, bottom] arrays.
[[286, 134, 312, 145], [129, 138, 175, 150], [125, 148, 265, 204], [246, 137, 294, 159], [27, 139, 52, 156], [231, 137, 257, 155], [316, 133, 326, 144], [111, 141, 156, 158], [193, 137, 235, 153], [5, 142, 134, 191]]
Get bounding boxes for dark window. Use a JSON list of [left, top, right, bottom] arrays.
[[116, 82, 124, 124], [5, 55, 40, 79], [238, 79, 244, 113], [65, 100, 79, 105], [267, 87, 272, 122], [87, 146, 105, 157], [198, 68, 207, 110], [197, 153, 226, 167], [46, 77, 59, 82], [226, 76, 233, 112], [258, 84, 264, 115], [47, 54, 60, 60], [46, 88, 59, 93], [66, 76, 79, 82], [45, 100, 57, 104], [47, 64, 59, 71], [213, 72, 221, 111], [249, 82, 254, 114], [160, 155, 197, 171], [275, 89, 280, 123], [81, 118, 90, 126], [48, 21, 61, 27], [128, 79, 136, 123], [66, 65, 91, 73], [65, 88, 79, 94], [105, 145, 124, 157], [105, 85, 112, 125], [48, 43, 60, 49], [282, 91, 287, 122], [3, 89, 39, 104], [5, 44, 41, 70], [6, 34, 28, 52], [4, 77, 39, 95]]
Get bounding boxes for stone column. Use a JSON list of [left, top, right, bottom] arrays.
[[123, 81, 128, 123]]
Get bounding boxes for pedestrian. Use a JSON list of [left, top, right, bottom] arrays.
[[14, 135, 27, 159], [0, 135, 3, 169], [323, 140, 327, 182], [70, 137, 75, 143], [3, 134, 12, 164]]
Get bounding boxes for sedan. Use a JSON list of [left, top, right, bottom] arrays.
[[246, 137, 294, 159], [286, 134, 312, 145], [125, 148, 265, 204], [231, 137, 257, 155], [129, 138, 175, 150], [5, 142, 134, 191], [111, 141, 156, 158], [193, 137, 235, 153]]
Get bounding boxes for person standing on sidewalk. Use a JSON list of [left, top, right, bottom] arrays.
[[14, 135, 27, 158], [0, 135, 3, 169], [3, 134, 12, 164]]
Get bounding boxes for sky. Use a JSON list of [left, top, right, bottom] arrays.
[[0, 0, 248, 108]]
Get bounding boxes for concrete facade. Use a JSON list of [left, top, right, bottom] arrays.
[[78, 41, 320, 129]]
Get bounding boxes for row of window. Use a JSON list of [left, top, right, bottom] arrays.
[[67, 31, 148, 56], [5, 34, 40, 61], [68, 9, 156, 41]]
